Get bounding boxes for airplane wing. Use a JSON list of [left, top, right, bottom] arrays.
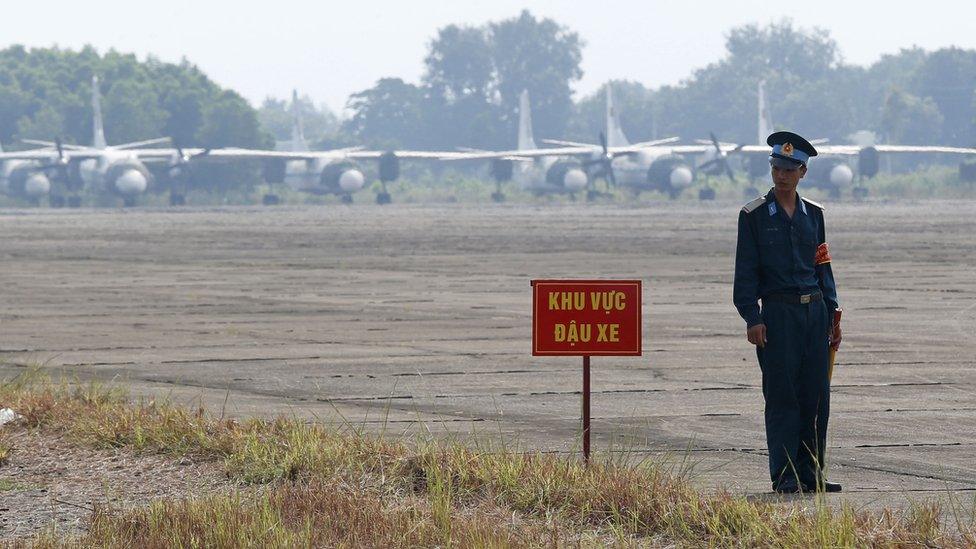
[[345, 150, 472, 160], [0, 149, 103, 161], [445, 142, 734, 161], [2, 147, 188, 163], [443, 145, 601, 160], [824, 144, 976, 155], [174, 148, 470, 161], [729, 144, 976, 157]]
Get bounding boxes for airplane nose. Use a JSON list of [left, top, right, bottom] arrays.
[[830, 164, 854, 187], [563, 168, 588, 191], [338, 169, 365, 192], [23, 173, 51, 198], [115, 169, 148, 195], [670, 166, 694, 188]]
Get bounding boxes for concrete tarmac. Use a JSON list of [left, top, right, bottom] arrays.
[[1, 200, 974, 513]]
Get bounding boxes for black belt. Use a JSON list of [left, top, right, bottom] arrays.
[[762, 291, 822, 305]]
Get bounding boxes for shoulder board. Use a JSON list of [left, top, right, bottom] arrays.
[[801, 197, 825, 211], [741, 196, 766, 213]]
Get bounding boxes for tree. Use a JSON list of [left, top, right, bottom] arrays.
[[258, 93, 339, 146], [103, 79, 166, 144], [422, 24, 498, 149], [881, 88, 943, 144], [197, 90, 272, 148], [424, 25, 493, 103], [343, 78, 432, 149], [489, 10, 583, 144], [910, 47, 976, 145], [0, 45, 268, 149]]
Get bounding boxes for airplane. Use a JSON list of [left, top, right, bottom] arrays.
[[198, 89, 464, 205], [449, 88, 710, 201], [718, 80, 976, 199], [0, 76, 184, 207], [476, 89, 591, 200], [0, 141, 55, 205]]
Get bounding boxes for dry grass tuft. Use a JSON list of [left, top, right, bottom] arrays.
[[2, 368, 974, 547]]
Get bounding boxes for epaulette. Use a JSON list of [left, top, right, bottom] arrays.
[[741, 196, 766, 213], [801, 197, 825, 211]]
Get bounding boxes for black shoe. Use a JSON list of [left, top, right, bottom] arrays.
[[773, 483, 802, 494], [802, 481, 842, 493]]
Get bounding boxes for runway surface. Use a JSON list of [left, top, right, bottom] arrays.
[[2, 199, 974, 511]]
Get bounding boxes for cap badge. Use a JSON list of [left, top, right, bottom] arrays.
[[782, 142, 794, 157]]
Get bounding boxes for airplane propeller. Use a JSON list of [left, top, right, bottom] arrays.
[[166, 143, 210, 205], [583, 132, 618, 189], [39, 136, 70, 181], [697, 132, 737, 182], [168, 143, 210, 181]]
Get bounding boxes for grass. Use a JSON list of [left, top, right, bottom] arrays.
[[1, 368, 974, 547], [0, 429, 10, 466]]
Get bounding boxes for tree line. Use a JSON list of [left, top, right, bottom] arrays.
[[3, 14, 975, 156]]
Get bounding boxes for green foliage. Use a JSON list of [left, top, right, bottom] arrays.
[[344, 10, 583, 151], [258, 93, 339, 146], [0, 45, 270, 150], [569, 22, 976, 149]]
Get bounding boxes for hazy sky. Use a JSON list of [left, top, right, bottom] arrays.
[[6, 1, 976, 114]]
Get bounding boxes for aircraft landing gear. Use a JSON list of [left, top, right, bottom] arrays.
[[262, 194, 280, 206], [341, 194, 353, 204], [852, 186, 868, 201], [491, 192, 506, 203], [49, 195, 65, 208], [67, 196, 82, 208], [698, 187, 716, 201], [169, 193, 186, 206], [376, 192, 391, 205]]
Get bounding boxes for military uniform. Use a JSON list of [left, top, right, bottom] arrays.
[[733, 132, 840, 492]]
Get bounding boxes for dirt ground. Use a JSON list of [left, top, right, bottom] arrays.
[[1, 199, 974, 518], [0, 427, 231, 539]]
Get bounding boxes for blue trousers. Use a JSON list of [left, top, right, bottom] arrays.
[[757, 298, 831, 488]]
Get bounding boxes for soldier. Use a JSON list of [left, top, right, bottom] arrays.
[[733, 131, 843, 493]]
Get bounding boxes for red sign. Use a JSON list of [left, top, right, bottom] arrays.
[[532, 280, 642, 356]]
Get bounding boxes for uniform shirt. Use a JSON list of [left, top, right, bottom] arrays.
[[733, 188, 839, 327]]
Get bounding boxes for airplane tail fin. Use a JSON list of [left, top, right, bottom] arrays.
[[92, 75, 107, 149], [290, 89, 309, 152], [605, 83, 630, 147], [758, 80, 773, 145], [517, 89, 537, 151]]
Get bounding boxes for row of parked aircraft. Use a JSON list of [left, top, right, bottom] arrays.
[[3, 78, 976, 207]]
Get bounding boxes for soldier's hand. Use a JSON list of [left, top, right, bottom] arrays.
[[830, 323, 842, 350], [747, 324, 767, 348]]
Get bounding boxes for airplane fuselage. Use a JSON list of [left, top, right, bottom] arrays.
[[588, 148, 695, 196], [78, 150, 153, 197]]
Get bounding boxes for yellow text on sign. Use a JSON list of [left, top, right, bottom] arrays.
[[547, 291, 627, 311], [553, 322, 620, 343]]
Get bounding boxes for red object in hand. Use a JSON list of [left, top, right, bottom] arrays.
[[830, 308, 843, 350]]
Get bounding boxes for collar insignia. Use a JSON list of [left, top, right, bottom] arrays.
[[781, 142, 794, 157]]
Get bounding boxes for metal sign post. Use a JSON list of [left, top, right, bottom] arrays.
[[531, 280, 643, 463], [582, 354, 591, 461]]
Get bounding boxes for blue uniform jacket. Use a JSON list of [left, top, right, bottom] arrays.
[[733, 189, 839, 327]]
